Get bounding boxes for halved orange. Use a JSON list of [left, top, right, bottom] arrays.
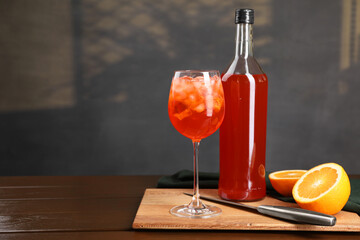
[[292, 163, 351, 215], [269, 170, 307, 196]]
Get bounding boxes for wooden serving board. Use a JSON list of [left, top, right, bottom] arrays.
[[132, 189, 360, 232]]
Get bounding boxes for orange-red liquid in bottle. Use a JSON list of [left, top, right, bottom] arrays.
[[218, 9, 268, 201]]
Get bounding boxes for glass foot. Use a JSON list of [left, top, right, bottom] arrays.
[[170, 204, 222, 219]]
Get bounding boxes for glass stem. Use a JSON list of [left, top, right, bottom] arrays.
[[191, 140, 202, 208]]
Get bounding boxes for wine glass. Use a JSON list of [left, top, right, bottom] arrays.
[[168, 70, 225, 218]]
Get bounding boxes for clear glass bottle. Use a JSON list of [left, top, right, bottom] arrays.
[[218, 9, 268, 201]]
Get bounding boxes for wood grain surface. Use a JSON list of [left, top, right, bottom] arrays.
[[0, 176, 157, 233], [133, 189, 360, 232], [0, 176, 359, 239]]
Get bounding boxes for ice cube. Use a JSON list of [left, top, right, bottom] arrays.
[[193, 103, 205, 113], [174, 109, 192, 120]]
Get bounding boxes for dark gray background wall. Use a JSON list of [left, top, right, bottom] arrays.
[[0, 0, 359, 175]]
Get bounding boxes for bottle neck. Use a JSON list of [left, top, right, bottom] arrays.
[[235, 23, 253, 58]]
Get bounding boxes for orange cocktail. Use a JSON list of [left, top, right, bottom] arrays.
[[168, 70, 225, 219], [168, 75, 225, 142]]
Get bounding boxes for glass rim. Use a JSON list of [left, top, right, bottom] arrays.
[[174, 69, 220, 74]]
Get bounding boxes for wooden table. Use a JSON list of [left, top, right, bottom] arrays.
[[0, 176, 358, 239]]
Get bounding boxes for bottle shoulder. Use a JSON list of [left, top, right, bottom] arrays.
[[222, 56, 265, 75]]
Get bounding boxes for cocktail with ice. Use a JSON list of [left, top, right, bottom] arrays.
[[168, 70, 225, 218], [169, 73, 224, 141]]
